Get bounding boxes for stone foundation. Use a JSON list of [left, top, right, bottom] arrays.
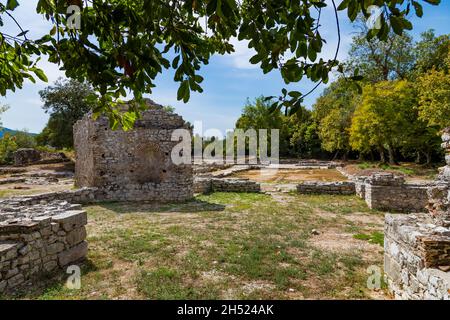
[[194, 177, 261, 194], [5, 188, 99, 206], [13, 149, 69, 166], [0, 200, 88, 294], [296, 181, 355, 195], [385, 128, 450, 300], [365, 173, 429, 212], [384, 214, 450, 300], [296, 160, 341, 169]]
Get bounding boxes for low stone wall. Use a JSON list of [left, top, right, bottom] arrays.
[[365, 173, 430, 213], [296, 160, 341, 169], [194, 177, 261, 193], [296, 181, 355, 195], [0, 200, 88, 294], [13, 149, 69, 167], [384, 213, 450, 300], [8, 187, 99, 206]]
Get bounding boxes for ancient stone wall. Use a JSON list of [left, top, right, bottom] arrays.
[[296, 181, 356, 195], [364, 173, 429, 212], [384, 214, 450, 299], [384, 128, 450, 300], [427, 127, 450, 224], [7, 188, 98, 206], [194, 177, 261, 194], [13, 149, 69, 166], [0, 200, 88, 293], [74, 99, 193, 202], [296, 160, 341, 169]]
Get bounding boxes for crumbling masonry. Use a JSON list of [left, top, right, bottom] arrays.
[[73, 99, 194, 202], [0, 200, 87, 293], [384, 128, 450, 300]]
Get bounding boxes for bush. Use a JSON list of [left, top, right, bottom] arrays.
[[0, 134, 18, 165]]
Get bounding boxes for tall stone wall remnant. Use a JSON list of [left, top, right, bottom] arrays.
[[73, 99, 193, 202], [384, 128, 450, 300]]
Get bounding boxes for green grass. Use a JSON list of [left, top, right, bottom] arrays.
[[353, 231, 384, 247], [12, 192, 386, 300], [356, 161, 437, 179]]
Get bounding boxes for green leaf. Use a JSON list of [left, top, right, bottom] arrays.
[[412, 1, 423, 17], [6, 0, 19, 10], [390, 16, 403, 35], [32, 68, 48, 82]]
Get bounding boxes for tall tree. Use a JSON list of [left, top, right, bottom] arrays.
[[346, 21, 415, 82], [349, 80, 416, 164], [236, 97, 291, 156], [417, 67, 450, 130], [312, 78, 359, 160], [414, 30, 450, 75], [36, 78, 94, 148]]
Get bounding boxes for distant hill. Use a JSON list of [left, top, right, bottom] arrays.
[[0, 127, 37, 138]]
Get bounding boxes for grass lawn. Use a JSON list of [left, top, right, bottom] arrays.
[[11, 192, 388, 300]]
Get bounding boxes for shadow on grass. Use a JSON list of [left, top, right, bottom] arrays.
[[96, 198, 226, 214]]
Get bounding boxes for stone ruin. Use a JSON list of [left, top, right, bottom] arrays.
[[0, 99, 195, 294], [0, 199, 87, 293], [384, 128, 450, 300], [364, 173, 429, 213], [73, 99, 193, 202], [13, 148, 69, 166]]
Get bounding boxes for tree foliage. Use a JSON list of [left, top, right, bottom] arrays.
[[312, 78, 359, 158], [417, 67, 450, 130], [36, 78, 94, 149], [347, 20, 415, 82], [0, 0, 442, 127]]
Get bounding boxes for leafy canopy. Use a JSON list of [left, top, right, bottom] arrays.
[[0, 0, 442, 127]]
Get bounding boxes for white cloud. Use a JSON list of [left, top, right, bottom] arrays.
[[225, 38, 258, 70]]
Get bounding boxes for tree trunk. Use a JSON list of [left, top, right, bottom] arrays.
[[332, 150, 339, 161], [342, 150, 349, 161], [415, 151, 421, 164], [378, 146, 386, 164], [387, 144, 398, 165], [425, 152, 432, 165]]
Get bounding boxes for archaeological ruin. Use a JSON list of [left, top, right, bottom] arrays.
[[0, 199, 88, 293], [384, 128, 450, 299], [73, 99, 194, 202], [1, 102, 449, 299]]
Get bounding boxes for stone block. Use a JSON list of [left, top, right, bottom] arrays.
[[58, 241, 88, 267], [52, 210, 87, 232], [66, 227, 87, 246]]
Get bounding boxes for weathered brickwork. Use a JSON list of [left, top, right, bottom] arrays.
[[8, 188, 99, 206], [384, 214, 450, 300], [0, 200, 88, 293], [194, 177, 261, 194], [385, 128, 450, 300], [73, 99, 193, 202], [427, 127, 450, 223], [364, 173, 430, 213], [296, 181, 355, 195], [13, 149, 69, 166]]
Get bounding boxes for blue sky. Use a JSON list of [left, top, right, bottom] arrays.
[[0, 1, 449, 134]]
